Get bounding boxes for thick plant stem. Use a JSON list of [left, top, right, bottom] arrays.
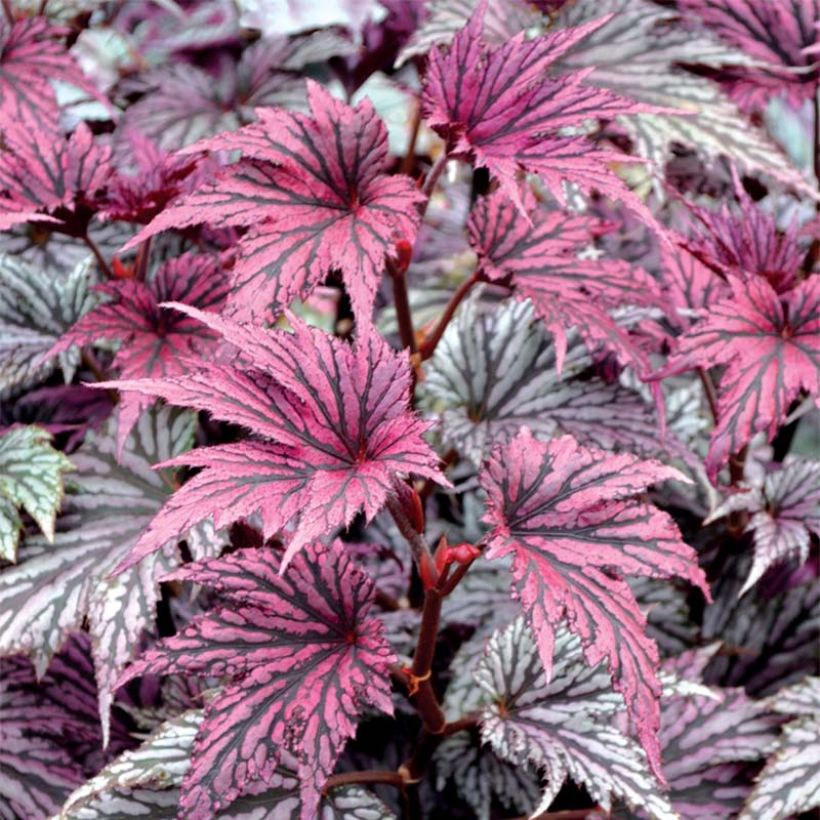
[[419, 271, 480, 360], [407, 587, 446, 733], [386, 494, 436, 585], [387, 257, 417, 354], [419, 152, 450, 218], [698, 368, 720, 426]]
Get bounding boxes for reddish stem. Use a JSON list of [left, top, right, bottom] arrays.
[[323, 770, 406, 793], [1, 0, 14, 24], [387, 257, 417, 354], [83, 234, 113, 280], [419, 152, 450, 218], [698, 368, 720, 426], [400, 105, 422, 176], [419, 271, 480, 360]]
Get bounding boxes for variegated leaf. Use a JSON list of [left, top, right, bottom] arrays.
[[0, 425, 73, 563], [0, 407, 198, 743]]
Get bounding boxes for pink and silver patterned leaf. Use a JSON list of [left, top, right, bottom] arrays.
[[0, 254, 95, 397], [677, 0, 820, 110], [0, 425, 73, 563], [657, 647, 782, 818], [422, 9, 659, 221], [0, 17, 100, 130], [0, 121, 112, 234], [709, 460, 820, 595], [423, 296, 673, 466], [480, 428, 710, 776], [0, 407, 198, 744], [126, 80, 423, 321], [467, 192, 661, 375], [739, 677, 820, 820], [551, 0, 813, 196], [476, 617, 675, 817], [99, 306, 446, 573], [654, 275, 820, 480], [49, 252, 230, 453], [118, 542, 395, 819]]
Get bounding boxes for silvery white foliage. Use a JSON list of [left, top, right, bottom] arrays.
[[422, 296, 662, 466], [476, 618, 676, 819], [552, 0, 810, 196], [56, 709, 396, 819], [0, 254, 95, 398], [0, 407, 197, 744], [740, 677, 820, 820]]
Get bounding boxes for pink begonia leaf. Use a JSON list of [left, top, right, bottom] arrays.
[[710, 460, 820, 595], [677, 0, 819, 110], [0, 17, 103, 130], [123, 80, 424, 322], [49, 253, 230, 455], [659, 241, 731, 331], [118, 542, 396, 819], [98, 305, 446, 573], [468, 190, 661, 375], [0, 122, 112, 235], [654, 275, 820, 480], [422, 7, 661, 224], [480, 428, 710, 779], [680, 196, 804, 294]]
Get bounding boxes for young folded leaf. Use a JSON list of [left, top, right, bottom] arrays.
[[422, 6, 658, 221], [467, 191, 661, 375], [480, 428, 709, 778], [49, 253, 230, 454], [0, 426, 73, 563], [117, 542, 396, 819], [654, 275, 820, 480], [99, 305, 446, 573], [477, 618, 676, 818], [124, 81, 423, 322]]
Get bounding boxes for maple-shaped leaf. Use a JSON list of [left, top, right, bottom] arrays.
[[678, 0, 820, 111], [424, 296, 677, 466], [467, 191, 661, 375], [0, 254, 95, 398], [117, 542, 395, 818], [551, 0, 813, 197], [680, 196, 804, 294], [709, 460, 820, 595], [0, 121, 112, 235], [99, 305, 445, 573], [657, 646, 783, 818], [475, 617, 676, 817], [654, 275, 820, 480], [480, 428, 710, 777], [0, 407, 202, 744], [739, 677, 820, 820], [0, 17, 100, 129], [124, 80, 423, 321], [49, 253, 230, 453], [422, 7, 663, 221], [0, 425, 73, 564]]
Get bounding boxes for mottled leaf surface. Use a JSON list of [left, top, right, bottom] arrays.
[[710, 460, 820, 594], [118, 542, 395, 819], [655, 276, 820, 479], [0, 425, 73, 563], [0, 408, 197, 742], [477, 618, 675, 817], [424, 297, 669, 465], [101, 306, 445, 573], [468, 192, 660, 375], [126, 81, 422, 321], [740, 677, 820, 820], [480, 428, 709, 775], [0, 254, 95, 397]]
